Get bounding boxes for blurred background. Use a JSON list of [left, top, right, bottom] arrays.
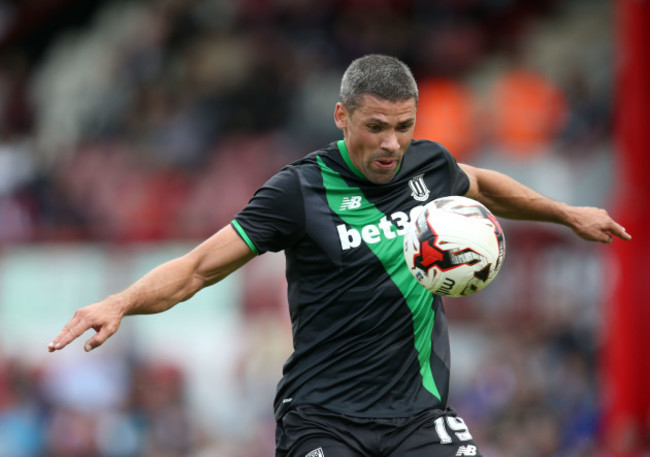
[[0, 0, 647, 456]]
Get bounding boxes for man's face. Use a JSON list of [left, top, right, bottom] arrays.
[[334, 94, 417, 185]]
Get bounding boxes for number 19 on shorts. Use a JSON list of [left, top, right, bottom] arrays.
[[434, 416, 473, 444]]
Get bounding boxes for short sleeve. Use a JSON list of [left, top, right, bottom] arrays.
[[442, 145, 470, 196], [231, 166, 304, 255]]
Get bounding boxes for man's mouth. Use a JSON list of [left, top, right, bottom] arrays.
[[374, 158, 397, 170]]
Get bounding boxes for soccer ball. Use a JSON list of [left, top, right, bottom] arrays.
[[403, 196, 506, 297]]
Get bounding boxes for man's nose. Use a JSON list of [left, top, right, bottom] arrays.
[[381, 130, 400, 151]]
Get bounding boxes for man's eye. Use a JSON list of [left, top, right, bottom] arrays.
[[368, 124, 382, 132]]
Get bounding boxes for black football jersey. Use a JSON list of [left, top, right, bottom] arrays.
[[232, 139, 470, 419]]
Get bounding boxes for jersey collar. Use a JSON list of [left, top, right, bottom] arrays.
[[336, 139, 404, 182], [337, 140, 367, 181]]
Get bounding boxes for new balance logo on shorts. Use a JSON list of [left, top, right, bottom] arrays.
[[305, 447, 324, 457], [456, 444, 478, 456]]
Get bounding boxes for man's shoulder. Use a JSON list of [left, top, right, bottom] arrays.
[[277, 142, 343, 176], [409, 139, 448, 154], [263, 142, 340, 188], [400, 139, 454, 173]]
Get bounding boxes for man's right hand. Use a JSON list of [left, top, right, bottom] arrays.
[[48, 296, 125, 352]]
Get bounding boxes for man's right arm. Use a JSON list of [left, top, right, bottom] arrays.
[[47, 224, 256, 353]]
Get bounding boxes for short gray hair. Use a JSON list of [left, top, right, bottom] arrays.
[[339, 54, 418, 113]]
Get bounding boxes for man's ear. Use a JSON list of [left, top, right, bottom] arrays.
[[334, 102, 348, 130]]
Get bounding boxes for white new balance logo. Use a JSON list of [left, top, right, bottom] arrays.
[[456, 445, 477, 456], [339, 196, 362, 211], [305, 447, 324, 457]]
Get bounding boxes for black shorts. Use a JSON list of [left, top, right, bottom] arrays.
[[276, 405, 482, 457]]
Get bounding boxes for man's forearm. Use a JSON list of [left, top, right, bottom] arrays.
[[48, 225, 256, 353], [115, 255, 207, 317], [464, 166, 572, 224], [460, 164, 630, 243]]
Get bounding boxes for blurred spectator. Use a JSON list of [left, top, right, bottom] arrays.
[[0, 358, 44, 457], [413, 78, 477, 161], [487, 66, 567, 157], [0, 50, 33, 137], [558, 65, 612, 156]]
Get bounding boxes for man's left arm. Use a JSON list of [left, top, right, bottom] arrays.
[[459, 164, 631, 244]]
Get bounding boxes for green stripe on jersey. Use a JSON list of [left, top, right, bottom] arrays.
[[317, 156, 440, 400], [337, 140, 366, 180]]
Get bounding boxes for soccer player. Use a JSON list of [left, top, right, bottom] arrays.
[[48, 54, 630, 457]]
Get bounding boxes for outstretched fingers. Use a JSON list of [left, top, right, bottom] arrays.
[[593, 217, 631, 244], [607, 220, 631, 242], [48, 306, 118, 352], [48, 311, 90, 352], [571, 207, 632, 243], [83, 324, 118, 352]]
